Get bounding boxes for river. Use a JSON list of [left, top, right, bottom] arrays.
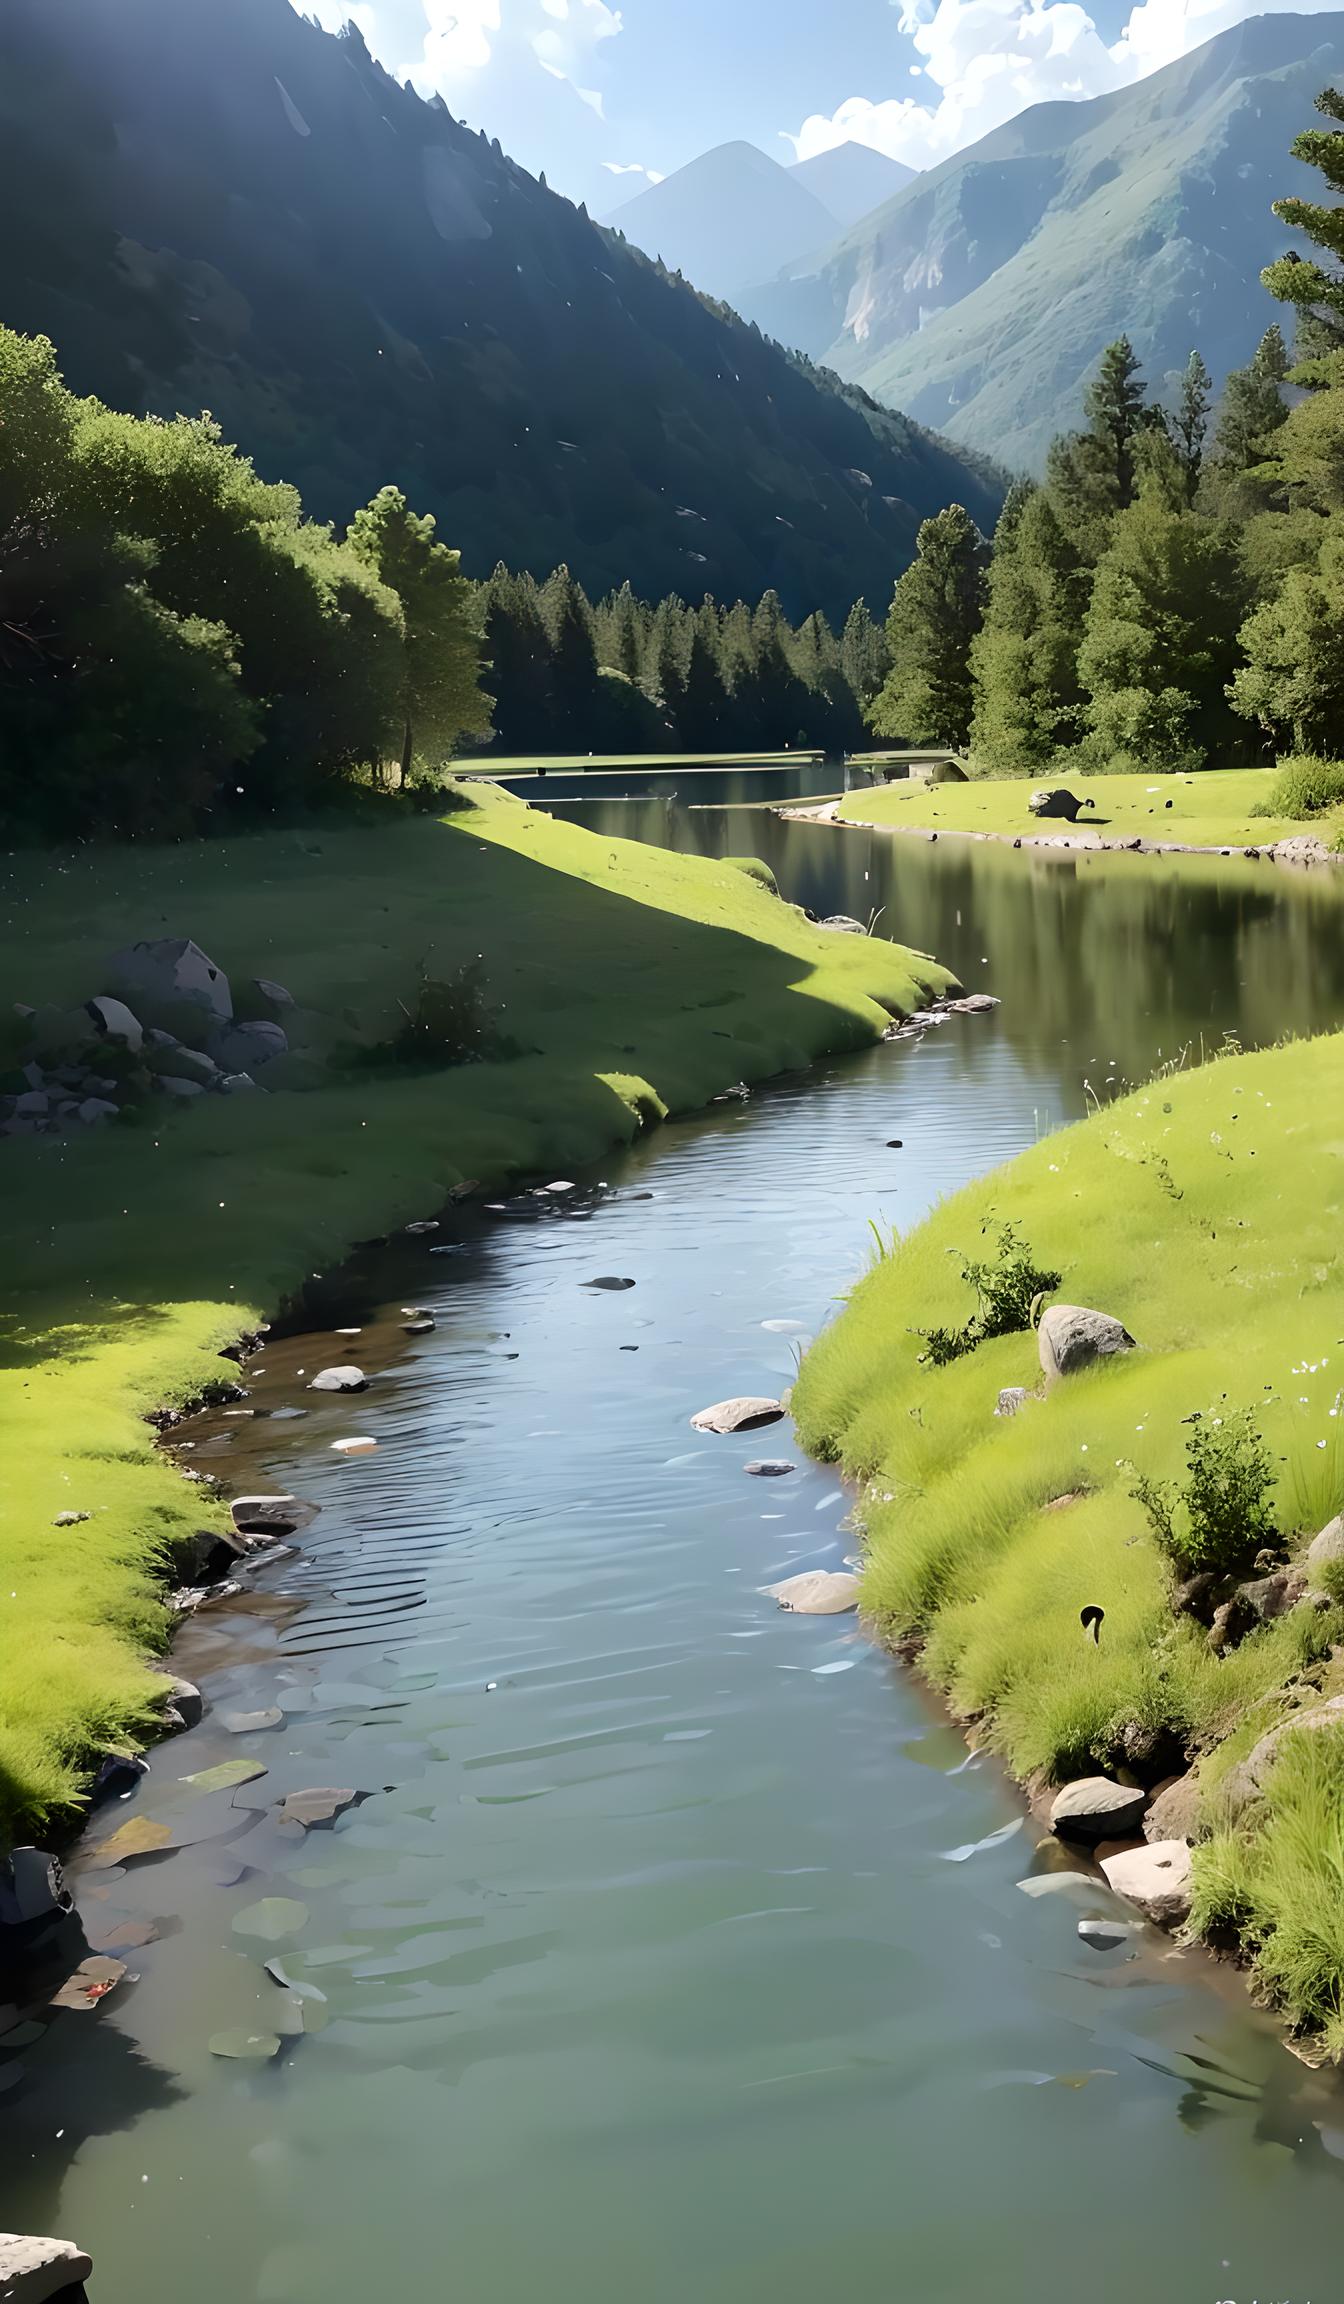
[[7, 810, 1344, 2304]]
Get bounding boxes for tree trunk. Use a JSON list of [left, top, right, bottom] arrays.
[[400, 715, 414, 790]]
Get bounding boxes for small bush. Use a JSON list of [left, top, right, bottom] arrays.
[[723, 856, 780, 896], [915, 1222, 1061, 1367], [1132, 1407, 1277, 1574], [349, 961, 516, 1072], [1256, 754, 1344, 819]]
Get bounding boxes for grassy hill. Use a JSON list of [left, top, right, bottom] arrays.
[[0, 0, 1000, 620], [741, 12, 1344, 472]]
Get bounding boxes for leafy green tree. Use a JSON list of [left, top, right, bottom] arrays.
[[348, 485, 487, 785], [970, 485, 1089, 772], [1077, 486, 1248, 771], [1231, 526, 1344, 754], [871, 504, 985, 749], [1264, 87, 1344, 358]]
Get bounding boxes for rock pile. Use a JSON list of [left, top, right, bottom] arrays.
[[3, 938, 296, 1139]]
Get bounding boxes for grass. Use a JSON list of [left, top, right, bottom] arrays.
[[834, 767, 1331, 852], [0, 783, 951, 1840], [791, 1031, 1344, 2041]]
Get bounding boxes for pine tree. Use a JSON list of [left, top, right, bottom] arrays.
[[1263, 87, 1344, 359], [1172, 350, 1213, 504], [540, 565, 601, 748], [1231, 528, 1344, 753], [871, 505, 985, 749], [680, 623, 729, 749], [1209, 327, 1290, 477], [482, 566, 556, 754], [606, 581, 644, 681], [1076, 485, 1248, 771], [840, 599, 890, 706], [970, 485, 1089, 773], [644, 597, 688, 733], [1046, 338, 1151, 552]]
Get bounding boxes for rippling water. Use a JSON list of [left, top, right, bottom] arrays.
[[7, 815, 1344, 2304]]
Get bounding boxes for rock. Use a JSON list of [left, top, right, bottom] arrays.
[[1305, 1513, 1344, 1592], [816, 915, 866, 934], [51, 1510, 90, 1528], [1028, 787, 1085, 821], [309, 1366, 367, 1393], [146, 1039, 219, 1086], [1170, 1570, 1220, 1625], [86, 1815, 175, 1868], [403, 1318, 435, 1334], [50, 1955, 128, 2009], [1049, 1777, 1148, 1843], [14, 1091, 48, 1117], [1037, 1303, 1137, 1382], [586, 1276, 636, 1291], [252, 976, 295, 1013], [768, 1570, 860, 1615], [210, 1020, 288, 1070], [996, 1386, 1030, 1418], [0, 2232, 95, 2302], [690, 1396, 785, 1434], [1100, 1839, 1193, 1927], [1223, 1695, 1344, 1815], [76, 1098, 119, 1125], [1076, 1917, 1134, 1950], [157, 1076, 205, 1100], [107, 936, 232, 1020], [218, 1072, 262, 1094], [277, 1787, 358, 1828], [1144, 1773, 1203, 1844], [947, 992, 1000, 1014], [224, 1708, 284, 1734], [163, 1675, 203, 1729], [1236, 1567, 1307, 1625], [0, 1849, 73, 1928], [230, 1493, 320, 1538], [332, 1436, 377, 1454], [744, 1459, 795, 1478], [84, 994, 143, 1052]]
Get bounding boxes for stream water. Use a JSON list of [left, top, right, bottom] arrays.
[[8, 813, 1344, 2304]]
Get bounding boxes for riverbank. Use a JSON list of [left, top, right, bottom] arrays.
[[795, 767, 1342, 861], [0, 785, 954, 1840], [792, 1029, 1344, 2053]]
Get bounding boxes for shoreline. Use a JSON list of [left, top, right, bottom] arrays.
[[783, 795, 1341, 866]]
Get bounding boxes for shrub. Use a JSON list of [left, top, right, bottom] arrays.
[[349, 961, 516, 1072], [1132, 1406, 1277, 1574], [915, 1222, 1061, 1367], [1257, 754, 1344, 819], [722, 856, 780, 896]]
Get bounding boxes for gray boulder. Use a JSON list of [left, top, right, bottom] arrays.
[[14, 1091, 48, 1117], [1049, 1777, 1148, 1843], [157, 1077, 206, 1101], [995, 1386, 1030, 1418], [0, 1847, 73, 1927], [107, 936, 231, 1020], [1145, 1772, 1203, 1844], [690, 1396, 784, 1434], [767, 1570, 860, 1615], [1305, 1513, 1344, 1593], [278, 1787, 358, 1828], [210, 1020, 288, 1071], [218, 1072, 262, 1095], [76, 1098, 119, 1125], [230, 1493, 320, 1537], [85, 994, 143, 1052], [1100, 1839, 1193, 1927], [309, 1366, 368, 1393], [0, 2232, 94, 2303], [817, 915, 866, 934], [1037, 1303, 1137, 1382], [1221, 1695, 1344, 1816], [146, 1038, 219, 1087]]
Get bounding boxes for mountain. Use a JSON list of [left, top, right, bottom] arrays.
[[789, 144, 916, 229], [0, 1, 1001, 625], [601, 142, 840, 303], [739, 12, 1344, 472]]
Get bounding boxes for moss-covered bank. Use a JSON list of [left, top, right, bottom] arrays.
[[792, 1032, 1344, 2052], [830, 767, 1338, 855], [0, 786, 951, 1839]]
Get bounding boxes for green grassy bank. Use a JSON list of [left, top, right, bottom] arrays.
[[834, 768, 1331, 852], [0, 785, 950, 1840], [792, 1032, 1344, 2051]]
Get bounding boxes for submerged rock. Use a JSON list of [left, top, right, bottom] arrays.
[[1100, 1839, 1192, 1927], [744, 1459, 796, 1478], [309, 1366, 367, 1393], [230, 1493, 320, 1537], [278, 1787, 358, 1828], [1050, 1777, 1148, 1844], [690, 1397, 784, 1434], [1077, 1917, 1134, 1951], [1037, 1304, 1137, 1382], [768, 1570, 860, 1615]]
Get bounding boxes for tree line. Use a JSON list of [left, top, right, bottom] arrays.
[[870, 83, 1344, 776], [477, 566, 888, 758]]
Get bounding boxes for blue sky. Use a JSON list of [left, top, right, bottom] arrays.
[[303, 0, 1337, 212]]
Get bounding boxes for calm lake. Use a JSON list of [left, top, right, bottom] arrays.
[[8, 809, 1344, 2304]]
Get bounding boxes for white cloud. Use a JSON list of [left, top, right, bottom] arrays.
[[405, 0, 620, 101], [785, 0, 1340, 171], [602, 158, 665, 183]]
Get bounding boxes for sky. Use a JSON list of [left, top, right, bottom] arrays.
[[301, 0, 1342, 211]]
